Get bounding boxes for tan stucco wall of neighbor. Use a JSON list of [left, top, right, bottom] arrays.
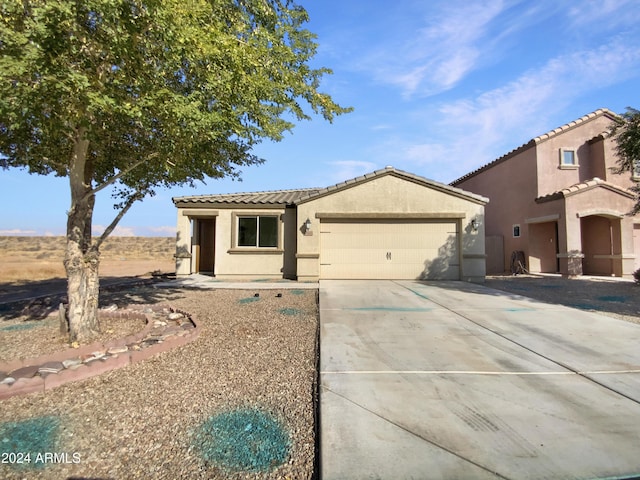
[[295, 174, 487, 282], [455, 147, 537, 273], [535, 116, 634, 197], [454, 112, 638, 277]]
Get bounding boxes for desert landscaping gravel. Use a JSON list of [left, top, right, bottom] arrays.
[[0, 287, 318, 479]]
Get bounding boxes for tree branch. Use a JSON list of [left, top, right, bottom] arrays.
[[85, 153, 160, 202], [93, 192, 143, 251]]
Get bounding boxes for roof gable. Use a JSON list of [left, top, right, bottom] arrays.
[[296, 166, 488, 205]]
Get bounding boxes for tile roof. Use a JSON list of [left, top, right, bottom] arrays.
[[173, 166, 489, 207], [295, 166, 489, 204], [535, 177, 636, 203], [450, 108, 619, 186], [173, 187, 322, 206]]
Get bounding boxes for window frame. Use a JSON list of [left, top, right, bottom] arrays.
[[633, 159, 640, 180], [559, 148, 579, 169], [512, 224, 521, 238], [232, 212, 282, 251]]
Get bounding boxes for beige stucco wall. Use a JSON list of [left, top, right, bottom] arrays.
[[174, 205, 288, 278], [295, 173, 487, 282]]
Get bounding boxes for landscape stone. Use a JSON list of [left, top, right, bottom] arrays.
[[38, 361, 65, 374], [62, 358, 82, 369], [107, 346, 129, 355], [10, 365, 40, 379], [167, 312, 184, 320], [1, 376, 15, 385]]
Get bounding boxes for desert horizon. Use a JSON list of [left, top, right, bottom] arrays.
[[0, 236, 176, 283]]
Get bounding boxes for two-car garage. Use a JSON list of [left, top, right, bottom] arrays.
[[294, 167, 489, 282], [319, 218, 461, 280]]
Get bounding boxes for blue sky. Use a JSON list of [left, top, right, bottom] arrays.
[[2, 0, 640, 236]]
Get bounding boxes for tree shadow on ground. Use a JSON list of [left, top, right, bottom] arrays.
[[0, 275, 187, 321]]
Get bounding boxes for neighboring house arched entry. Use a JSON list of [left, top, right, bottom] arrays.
[[580, 214, 622, 276]]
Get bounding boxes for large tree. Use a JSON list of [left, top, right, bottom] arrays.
[[0, 0, 350, 341], [610, 107, 640, 215]]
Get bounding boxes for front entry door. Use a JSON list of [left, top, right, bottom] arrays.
[[197, 218, 215, 274]]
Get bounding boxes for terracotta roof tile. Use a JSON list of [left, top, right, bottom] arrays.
[[535, 177, 636, 203], [172, 188, 321, 206]]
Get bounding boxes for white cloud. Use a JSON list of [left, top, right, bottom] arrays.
[[0, 229, 37, 235], [399, 38, 640, 182], [363, 0, 515, 97], [92, 225, 137, 237], [146, 226, 176, 235]]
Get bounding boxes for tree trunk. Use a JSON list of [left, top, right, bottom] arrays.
[[63, 126, 101, 343], [64, 238, 101, 343]]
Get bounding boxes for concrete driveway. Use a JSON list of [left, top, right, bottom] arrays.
[[319, 280, 640, 480]]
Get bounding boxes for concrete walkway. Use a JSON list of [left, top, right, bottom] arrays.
[[155, 274, 318, 290], [319, 280, 640, 480]]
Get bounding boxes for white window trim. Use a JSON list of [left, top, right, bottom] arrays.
[[513, 224, 521, 238], [559, 148, 579, 169]]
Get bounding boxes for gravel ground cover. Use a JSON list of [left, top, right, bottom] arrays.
[[0, 287, 318, 479], [484, 275, 640, 324]]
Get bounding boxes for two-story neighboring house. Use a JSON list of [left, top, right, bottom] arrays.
[[451, 109, 639, 278]]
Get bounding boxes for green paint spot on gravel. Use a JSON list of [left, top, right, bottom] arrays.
[[279, 308, 301, 316], [0, 323, 42, 332], [238, 297, 260, 304], [597, 295, 627, 303], [0, 416, 60, 470], [290, 289, 306, 295], [192, 408, 290, 473]]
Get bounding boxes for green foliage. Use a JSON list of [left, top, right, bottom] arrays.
[[609, 107, 640, 214], [0, 0, 351, 208]]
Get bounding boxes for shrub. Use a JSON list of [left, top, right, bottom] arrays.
[[634, 268, 640, 285]]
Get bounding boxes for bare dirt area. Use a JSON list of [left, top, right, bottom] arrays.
[[0, 286, 319, 479], [0, 236, 175, 284], [485, 274, 640, 324]]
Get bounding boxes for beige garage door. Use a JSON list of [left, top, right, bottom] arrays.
[[320, 219, 460, 280]]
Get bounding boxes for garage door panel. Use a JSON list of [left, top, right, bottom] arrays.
[[320, 220, 460, 280]]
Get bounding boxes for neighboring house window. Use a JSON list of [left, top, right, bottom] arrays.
[[559, 148, 578, 169], [237, 215, 278, 247], [513, 224, 521, 238]]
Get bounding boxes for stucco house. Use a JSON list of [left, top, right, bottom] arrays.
[[173, 166, 488, 282], [451, 108, 640, 278]]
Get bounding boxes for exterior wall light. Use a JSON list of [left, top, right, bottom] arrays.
[[303, 218, 313, 236], [471, 219, 478, 231]]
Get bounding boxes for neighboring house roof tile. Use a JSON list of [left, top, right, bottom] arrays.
[[450, 108, 619, 186], [535, 177, 636, 203], [173, 166, 489, 207]]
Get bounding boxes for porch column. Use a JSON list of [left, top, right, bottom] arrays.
[[557, 213, 583, 276], [175, 209, 192, 276]]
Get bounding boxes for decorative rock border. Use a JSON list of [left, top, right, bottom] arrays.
[[0, 305, 200, 400]]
